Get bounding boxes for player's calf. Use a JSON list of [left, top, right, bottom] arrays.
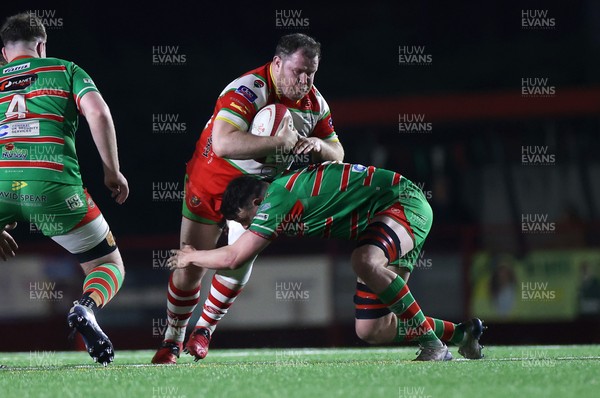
[[54, 217, 125, 365], [354, 282, 396, 344]]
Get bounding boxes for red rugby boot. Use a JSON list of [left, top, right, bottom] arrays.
[[184, 327, 211, 361]]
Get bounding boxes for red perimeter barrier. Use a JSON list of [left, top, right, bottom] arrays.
[[330, 87, 600, 126]]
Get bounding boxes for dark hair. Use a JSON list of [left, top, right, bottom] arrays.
[[221, 176, 267, 220], [0, 12, 47, 45], [275, 33, 321, 59]]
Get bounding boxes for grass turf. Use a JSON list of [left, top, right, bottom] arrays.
[[1, 345, 599, 398]]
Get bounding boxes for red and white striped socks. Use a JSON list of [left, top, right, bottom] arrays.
[[195, 274, 244, 334], [164, 273, 201, 343]]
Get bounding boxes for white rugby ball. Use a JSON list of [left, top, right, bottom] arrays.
[[249, 104, 295, 166], [227, 104, 295, 179], [249, 103, 294, 138]]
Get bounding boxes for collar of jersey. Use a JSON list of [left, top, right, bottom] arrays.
[[8, 55, 35, 63]]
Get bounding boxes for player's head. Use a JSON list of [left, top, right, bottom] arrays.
[[221, 176, 269, 228], [272, 33, 321, 101], [1, 12, 47, 62]]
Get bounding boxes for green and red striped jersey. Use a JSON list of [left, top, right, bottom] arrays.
[[249, 162, 406, 240], [0, 56, 98, 184]]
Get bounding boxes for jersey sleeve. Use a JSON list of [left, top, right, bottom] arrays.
[[214, 75, 267, 132], [71, 63, 99, 111], [248, 184, 298, 240], [311, 89, 339, 142]]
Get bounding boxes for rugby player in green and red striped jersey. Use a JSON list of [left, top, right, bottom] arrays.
[[0, 13, 128, 366], [168, 162, 485, 360]]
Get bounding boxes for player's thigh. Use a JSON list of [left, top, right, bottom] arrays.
[[42, 187, 122, 273], [180, 217, 222, 250], [179, 217, 223, 282]]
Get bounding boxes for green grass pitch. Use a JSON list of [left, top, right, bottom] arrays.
[[1, 345, 599, 398]]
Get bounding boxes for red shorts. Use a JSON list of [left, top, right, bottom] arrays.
[[182, 155, 243, 224], [182, 174, 223, 224]]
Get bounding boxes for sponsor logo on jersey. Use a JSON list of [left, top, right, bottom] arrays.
[[255, 213, 269, 221], [3, 63, 30, 74], [253, 79, 265, 88], [12, 181, 28, 191], [0, 74, 38, 92], [259, 165, 279, 177], [229, 101, 248, 115], [328, 117, 333, 129], [65, 193, 84, 211], [0, 121, 41, 137], [82, 78, 94, 85], [235, 85, 258, 102], [351, 164, 367, 173], [1, 144, 27, 160], [258, 202, 272, 212], [202, 136, 212, 158]]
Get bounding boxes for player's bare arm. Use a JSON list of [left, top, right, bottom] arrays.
[[211, 119, 298, 159], [80, 92, 129, 204], [294, 137, 344, 162], [169, 231, 270, 271]]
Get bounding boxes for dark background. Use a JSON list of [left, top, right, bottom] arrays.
[[2, 0, 596, 234], [2, 0, 600, 351]]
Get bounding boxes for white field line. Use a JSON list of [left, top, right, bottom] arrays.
[[2, 347, 600, 371]]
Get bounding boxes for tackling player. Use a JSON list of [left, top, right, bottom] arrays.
[[152, 33, 344, 364], [168, 162, 485, 361], [0, 13, 128, 366]]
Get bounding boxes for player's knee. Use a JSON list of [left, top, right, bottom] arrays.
[[176, 262, 206, 281], [351, 247, 380, 280], [111, 257, 125, 277], [103, 253, 125, 278], [355, 321, 388, 345]]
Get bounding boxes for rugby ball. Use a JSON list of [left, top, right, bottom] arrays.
[[249, 104, 295, 167], [249, 103, 294, 138], [227, 104, 295, 179]]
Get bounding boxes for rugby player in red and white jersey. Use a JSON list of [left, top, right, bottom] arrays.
[[152, 33, 345, 364]]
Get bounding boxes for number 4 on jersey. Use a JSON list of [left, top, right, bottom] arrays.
[[5, 94, 27, 119]]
